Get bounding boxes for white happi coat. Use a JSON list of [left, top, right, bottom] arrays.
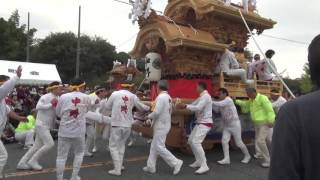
[[272, 96, 287, 114], [148, 91, 172, 133], [0, 76, 19, 134], [255, 58, 277, 81], [187, 90, 213, 124], [102, 90, 150, 128], [215, 49, 240, 73], [212, 97, 239, 126], [36, 93, 58, 130], [56, 92, 92, 138]]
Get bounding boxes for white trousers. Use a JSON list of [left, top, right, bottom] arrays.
[[254, 124, 271, 163], [56, 136, 85, 180], [188, 124, 211, 167], [0, 141, 8, 176], [18, 126, 54, 166], [109, 127, 131, 171], [267, 127, 273, 145], [85, 124, 95, 153], [147, 130, 179, 169], [226, 69, 253, 85], [243, 0, 249, 12], [224, 0, 231, 5], [221, 121, 250, 160], [15, 130, 35, 146]]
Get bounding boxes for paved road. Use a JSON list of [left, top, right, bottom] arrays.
[[4, 138, 269, 180]]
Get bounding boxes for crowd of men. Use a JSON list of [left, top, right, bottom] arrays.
[[1, 35, 319, 180], [0, 68, 287, 180]]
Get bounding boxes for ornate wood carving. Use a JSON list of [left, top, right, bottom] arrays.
[[195, 13, 250, 53], [161, 47, 220, 79]]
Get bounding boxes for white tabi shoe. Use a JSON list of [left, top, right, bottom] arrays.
[[142, 166, 156, 174], [70, 176, 81, 180], [261, 162, 270, 168], [92, 147, 97, 153], [173, 160, 183, 175], [84, 152, 93, 157], [28, 161, 43, 171], [217, 158, 230, 165], [195, 165, 210, 175], [189, 161, 201, 168], [241, 155, 251, 164], [108, 169, 121, 176], [127, 140, 134, 147], [17, 162, 31, 170]]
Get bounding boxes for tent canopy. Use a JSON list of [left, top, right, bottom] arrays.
[[0, 60, 62, 85]]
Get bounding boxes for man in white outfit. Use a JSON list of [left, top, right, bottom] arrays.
[[101, 83, 150, 176], [255, 50, 277, 81], [215, 46, 254, 85], [84, 86, 107, 157], [17, 81, 62, 170], [55, 79, 103, 180], [0, 66, 26, 178], [143, 80, 183, 175], [177, 82, 213, 174], [212, 88, 251, 165], [268, 89, 287, 144]]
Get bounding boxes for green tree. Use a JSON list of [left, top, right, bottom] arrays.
[[0, 10, 37, 60], [31, 32, 118, 83], [300, 63, 313, 93]]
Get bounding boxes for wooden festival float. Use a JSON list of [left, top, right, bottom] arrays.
[[111, 0, 282, 152]]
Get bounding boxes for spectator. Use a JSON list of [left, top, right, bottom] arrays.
[[15, 109, 36, 149], [269, 34, 320, 180]]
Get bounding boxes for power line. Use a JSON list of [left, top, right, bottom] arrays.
[[260, 34, 308, 45], [117, 32, 138, 49]]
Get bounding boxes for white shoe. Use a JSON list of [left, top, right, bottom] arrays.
[[23, 145, 32, 150], [70, 176, 81, 180], [147, 139, 152, 144], [28, 161, 43, 171], [241, 155, 251, 164], [142, 166, 156, 174], [173, 160, 183, 175], [254, 154, 263, 159], [189, 161, 200, 168], [121, 166, 125, 171], [261, 162, 270, 168], [17, 162, 31, 170], [195, 165, 210, 175], [108, 169, 121, 176], [217, 158, 230, 165], [84, 152, 93, 157], [92, 147, 97, 153], [127, 140, 134, 147]]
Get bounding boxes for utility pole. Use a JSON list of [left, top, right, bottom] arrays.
[[26, 12, 30, 62], [76, 5, 81, 78]]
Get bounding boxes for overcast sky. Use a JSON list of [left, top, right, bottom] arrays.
[[1, 0, 319, 78]]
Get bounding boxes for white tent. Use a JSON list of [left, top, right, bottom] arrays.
[[0, 60, 62, 85]]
